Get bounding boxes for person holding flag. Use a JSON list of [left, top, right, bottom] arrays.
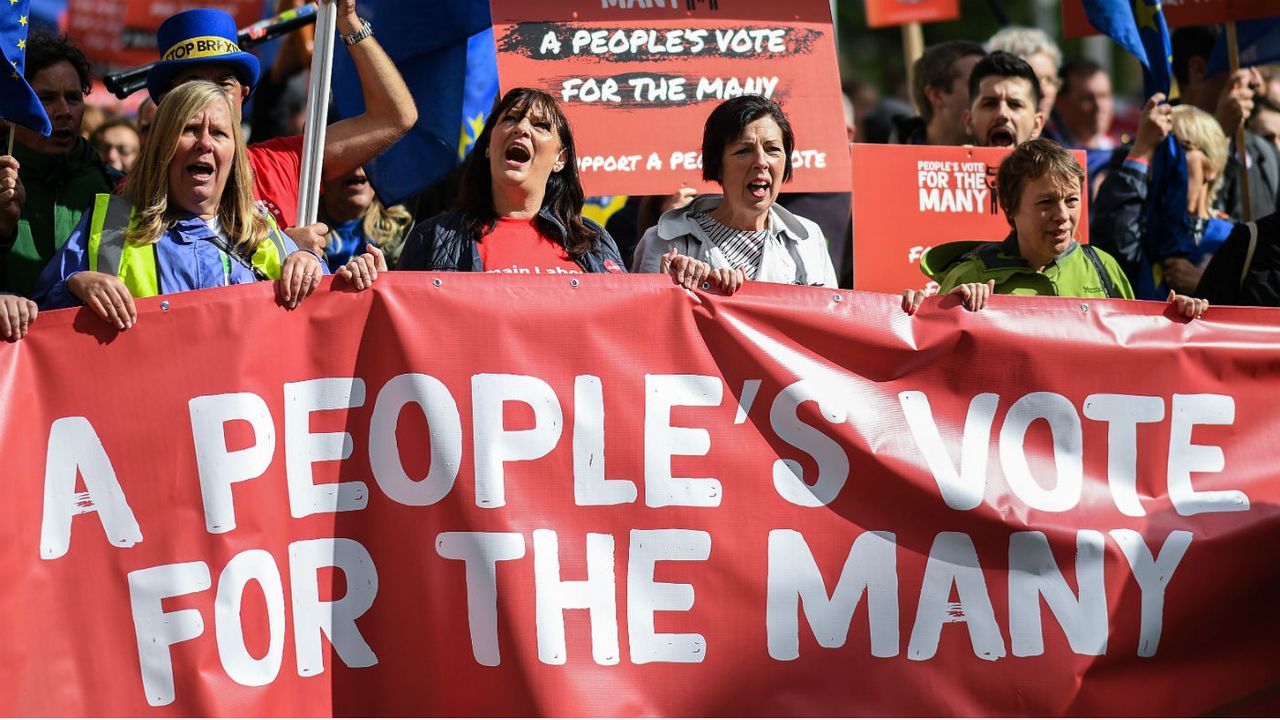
[[145, 1, 417, 252], [0, 33, 120, 307], [1079, 0, 1195, 300]]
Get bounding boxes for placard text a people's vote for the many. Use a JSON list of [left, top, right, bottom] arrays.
[[491, 0, 851, 197]]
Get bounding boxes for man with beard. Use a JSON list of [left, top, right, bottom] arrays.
[[0, 33, 122, 298], [963, 51, 1044, 149]]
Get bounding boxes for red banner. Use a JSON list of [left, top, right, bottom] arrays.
[[66, 0, 260, 69], [865, 0, 960, 29], [1062, 0, 1277, 39], [3, 276, 1280, 715], [851, 144, 1090, 294], [491, 0, 851, 197]]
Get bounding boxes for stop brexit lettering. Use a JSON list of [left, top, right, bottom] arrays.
[[38, 373, 1246, 706]]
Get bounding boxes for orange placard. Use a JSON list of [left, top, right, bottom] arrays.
[[491, 0, 851, 196], [1062, 0, 1277, 39], [865, 0, 960, 29], [67, 0, 260, 69], [851, 144, 1090, 293]]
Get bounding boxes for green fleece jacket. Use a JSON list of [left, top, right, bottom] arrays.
[[2, 137, 121, 297], [920, 233, 1134, 300]]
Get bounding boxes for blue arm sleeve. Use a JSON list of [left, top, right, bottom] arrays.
[[31, 212, 93, 310]]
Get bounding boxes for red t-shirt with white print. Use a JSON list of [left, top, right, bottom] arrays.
[[477, 217, 582, 275]]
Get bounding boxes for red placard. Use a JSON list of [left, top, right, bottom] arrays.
[[4, 277, 1280, 715], [66, 0, 260, 69], [851, 143, 1090, 294], [865, 0, 960, 29], [491, 0, 851, 197], [1063, 0, 1277, 39]]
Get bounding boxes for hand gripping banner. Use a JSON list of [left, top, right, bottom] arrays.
[[2, 275, 1279, 715]]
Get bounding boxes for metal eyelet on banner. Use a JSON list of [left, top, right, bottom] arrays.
[[1080, 303, 1089, 313], [833, 293, 843, 302], [432, 278, 442, 287], [700, 282, 710, 290], [570, 278, 580, 288], [160, 301, 170, 312]]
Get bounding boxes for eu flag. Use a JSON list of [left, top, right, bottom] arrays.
[[0, 0, 50, 136], [330, 0, 493, 207], [1084, 0, 1190, 299], [1207, 18, 1280, 75]]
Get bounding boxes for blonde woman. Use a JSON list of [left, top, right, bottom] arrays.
[[33, 81, 382, 329], [1091, 94, 1233, 295]]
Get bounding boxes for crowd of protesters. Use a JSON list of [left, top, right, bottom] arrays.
[[1, 5, 1279, 342]]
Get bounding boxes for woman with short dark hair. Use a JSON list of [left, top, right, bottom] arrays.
[[634, 95, 837, 291]]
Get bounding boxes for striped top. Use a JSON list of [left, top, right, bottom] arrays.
[[690, 212, 796, 282]]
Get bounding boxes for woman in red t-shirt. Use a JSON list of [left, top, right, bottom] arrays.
[[397, 88, 627, 274]]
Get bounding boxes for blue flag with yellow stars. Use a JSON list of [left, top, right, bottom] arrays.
[[331, 0, 492, 207], [0, 0, 50, 136], [1084, 0, 1190, 299]]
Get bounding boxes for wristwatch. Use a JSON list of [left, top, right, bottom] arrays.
[[341, 18, 373, 46]]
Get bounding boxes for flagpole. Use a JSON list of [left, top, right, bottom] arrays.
[[6, 124, 13, 156], [296, 0, 337, 228], [1225, 21, 1253, 223], [902, 22, 924, 115]]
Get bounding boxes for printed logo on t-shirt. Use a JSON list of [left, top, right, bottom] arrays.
[[485, 265, 582, 275], [255, 199, 286, 228]]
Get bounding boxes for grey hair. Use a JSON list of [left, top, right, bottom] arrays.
[[987, 26, 1062, 69]]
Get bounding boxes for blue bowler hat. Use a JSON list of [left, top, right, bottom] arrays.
[[146, 8, 261, 103]]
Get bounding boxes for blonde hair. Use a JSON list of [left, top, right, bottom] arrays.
[[361, 198, 412, 265], [1171, 104, 1229, 204], [123, 81, 269, 253], [987, 26, 1062, 69]]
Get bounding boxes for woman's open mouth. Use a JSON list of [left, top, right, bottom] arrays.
[[504, 145, 532, 166], [186, 162, 215, 182], [748, 180, 771, 199]]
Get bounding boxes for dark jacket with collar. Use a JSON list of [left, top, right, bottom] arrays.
[[396, 207, 624, 273]]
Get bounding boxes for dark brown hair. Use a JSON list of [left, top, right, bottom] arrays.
[[996, 137, 1084, 225], [455, 88, 599, 259]]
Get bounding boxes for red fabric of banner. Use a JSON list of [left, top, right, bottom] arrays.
[[2, 276, 1279, 715]]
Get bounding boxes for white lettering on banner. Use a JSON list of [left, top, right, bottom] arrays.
[[908, 532, 1006, 661], [128, 561, 210, 707], [1008, 531, 1107, 656], [695, 75, 779, 101], [472, 374, 564, 508], [43, 351, 1237, 703], [573, 375, 638, 505], [897, 391, 1248, 516], [40, 416, 142, 559], [127, 540, 380, 706], [215, 549, 286, 687], [438, 529, 707, 667], [435, 531, 527, 667], [561, 75, 779, 104], [644, 374, 723, 507], [369, 373, 463, 506], [627, 529, 711, 663], [766, 530, 899, 660], [770, 379, 850, 507], [1109, 530, 1194, 657], [289, 538, 379, 676], [533, 530, 620, 665], [189, 392, 276, 534], [284, 377, 369, 517]]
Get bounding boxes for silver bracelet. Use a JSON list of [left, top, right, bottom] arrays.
[[341, 18, 373, 46]]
